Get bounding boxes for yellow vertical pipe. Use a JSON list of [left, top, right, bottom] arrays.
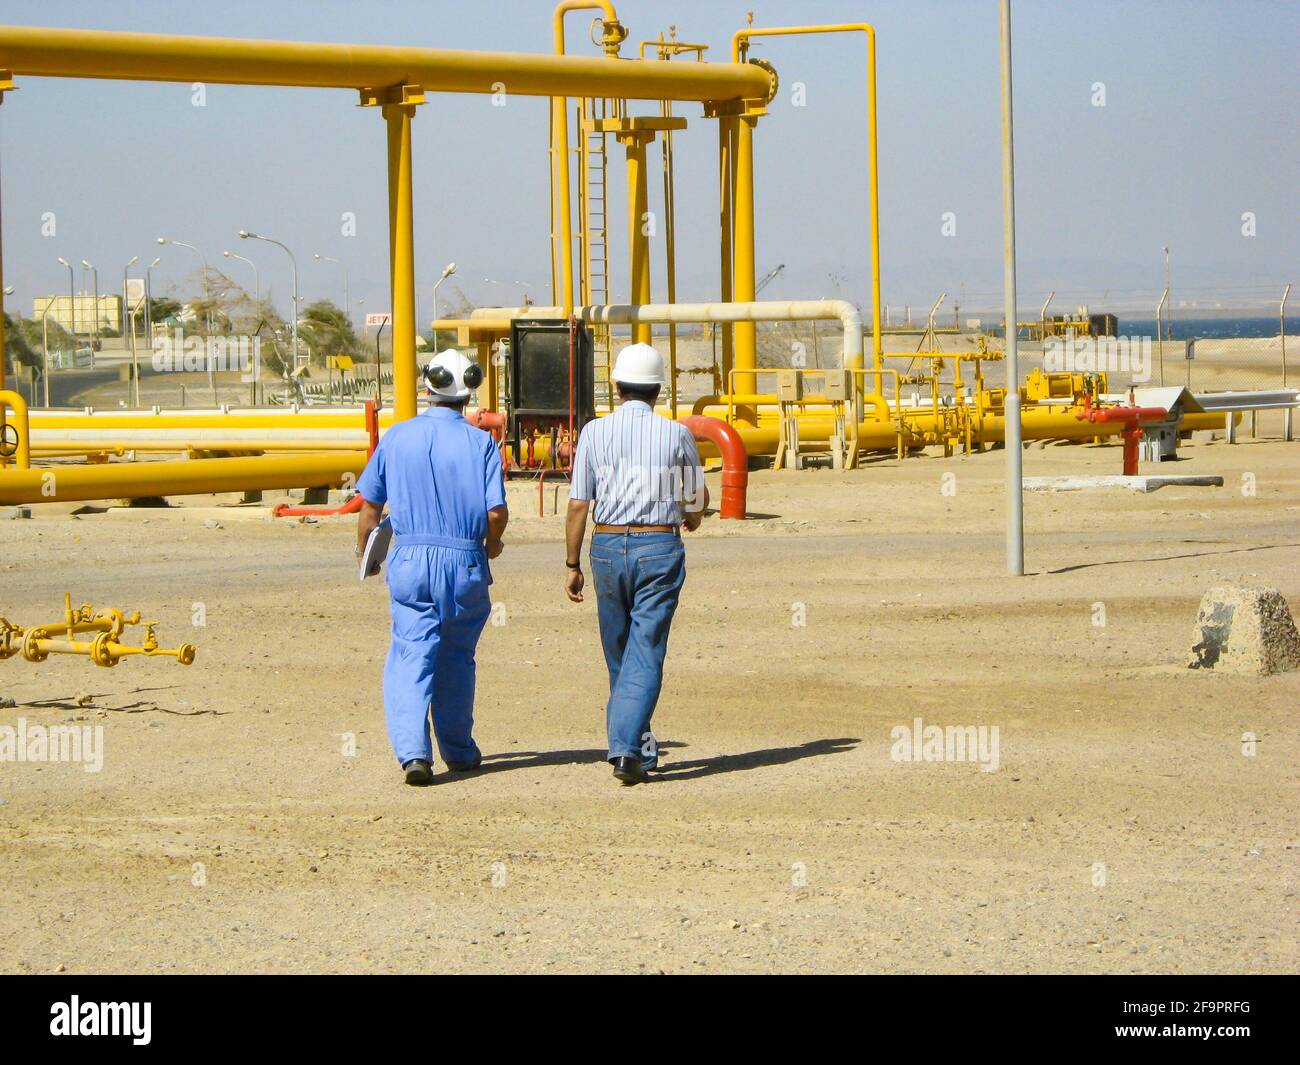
[[552, 2, 621, 320], [865, 29, 883, 374], [731, 25, 884, 375], [625, 134, 652, 344], [0, 390, 29, 469], [733, 112, 758, 398], [551, 96, 575, 316], [717, 113, 736, 389], [384, 99, 418, 422]]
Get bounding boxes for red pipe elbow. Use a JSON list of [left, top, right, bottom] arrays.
[[679, 414, 748, 520]]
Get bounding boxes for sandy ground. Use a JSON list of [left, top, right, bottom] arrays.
[[0, 432, 1297, 974]]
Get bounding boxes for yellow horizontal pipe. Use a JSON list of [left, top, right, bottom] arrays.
[[31, 439, 366, 453], [0, 452, 367, 506], [0, 25, 770, 101]]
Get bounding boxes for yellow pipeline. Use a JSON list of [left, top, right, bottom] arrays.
[[732, 24, 884, 370], [0, 451, 366, 507], [0, 25, 769, 101]]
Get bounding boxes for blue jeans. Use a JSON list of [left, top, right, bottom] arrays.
[[589, 532, 686, 768], [383, 538, 491, 766]]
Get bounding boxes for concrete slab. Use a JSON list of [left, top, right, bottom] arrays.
[[1023, 474, 1224, 493]]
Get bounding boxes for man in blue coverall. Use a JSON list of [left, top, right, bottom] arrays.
[[356, 349, 508, 786]]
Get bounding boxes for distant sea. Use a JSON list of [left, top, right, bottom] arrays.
[[1119, 317, 1281, 340]]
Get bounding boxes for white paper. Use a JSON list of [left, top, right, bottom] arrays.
[[359, 516, 393, 581]]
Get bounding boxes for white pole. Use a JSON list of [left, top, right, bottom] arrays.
[[999, 0, 1024, 575]]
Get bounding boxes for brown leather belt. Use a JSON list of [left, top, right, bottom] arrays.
[[594, 523, 678, 535]]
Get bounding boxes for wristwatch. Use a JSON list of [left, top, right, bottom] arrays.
[[565, 559, 581, 570]]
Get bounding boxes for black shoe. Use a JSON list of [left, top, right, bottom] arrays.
[[444, 754, 483, 773], [402, 759, 434, 786], [611, 756, 649, 786]]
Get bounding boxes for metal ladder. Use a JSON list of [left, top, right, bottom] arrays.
[[580, 97, 613, 408]]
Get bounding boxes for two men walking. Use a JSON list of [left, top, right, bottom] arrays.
[[360, 342, 705, 787]]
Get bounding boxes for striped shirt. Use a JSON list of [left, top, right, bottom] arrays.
[[569, 401, 705, 526]]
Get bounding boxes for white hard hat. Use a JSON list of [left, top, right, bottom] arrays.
[[612, 342, 665, 387], [424, 348, 483, 400]]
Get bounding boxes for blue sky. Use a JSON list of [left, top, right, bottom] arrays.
[[1, 0, 1295, 322]]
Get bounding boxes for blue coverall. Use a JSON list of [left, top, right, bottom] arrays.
[[357, 406, 506, 766]]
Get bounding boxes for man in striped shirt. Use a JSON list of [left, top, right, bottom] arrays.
[[565, 343, 708, 786]]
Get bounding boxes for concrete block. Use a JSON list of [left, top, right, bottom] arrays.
[[1188, 584, 1300, 675], [1023, 475, 1224, 493], [0, 507, 32, 520]]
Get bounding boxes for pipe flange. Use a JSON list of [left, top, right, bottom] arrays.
[[90, 631, 118, 668], [747, 56, 779, 105], [21, 627, 48, 663]]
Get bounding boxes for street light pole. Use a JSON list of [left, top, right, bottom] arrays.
[[431, 262, 458, 350], [157, 237, 212, 334], [122, 255, 138, 338], [241, 230, 300, 369], [999, 0, 1024, 576], [145, 256, 161, 337], [80, 260, 100, 357], [223, 250, 259, 302], [57, 256, 75, 339]]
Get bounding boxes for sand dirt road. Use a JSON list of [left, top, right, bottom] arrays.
[[1, 433, 1296, 973]]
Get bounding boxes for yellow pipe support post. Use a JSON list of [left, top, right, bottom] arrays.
[[364, 84, 424, 422], [621, 131, 654, 344], [0, 73, 9, 463], [732, 111, 759, 402], [732, 24, 885, 374], [716, 113, 737, 390]]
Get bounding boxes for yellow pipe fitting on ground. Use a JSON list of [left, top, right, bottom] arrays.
[[0, 594, 196, 668]]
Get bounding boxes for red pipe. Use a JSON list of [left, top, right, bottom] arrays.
[[680, 414, 748, 520], [273, 400, 380, 517], [1075, 397, 1167, 476], [465, 408, 506, 441]]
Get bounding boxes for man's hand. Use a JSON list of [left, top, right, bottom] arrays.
[[357, 499, 384, 556], [486, 538, 504, 560], [565, 567, 585, 603], [682, 509, 703, 532]]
